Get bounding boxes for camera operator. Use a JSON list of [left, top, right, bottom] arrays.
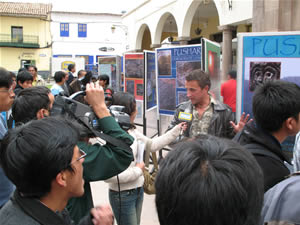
[[0, 117, 114, 225], [11, 83, 134, 224]]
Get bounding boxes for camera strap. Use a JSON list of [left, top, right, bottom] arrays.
[[91, 129, 132, 154]]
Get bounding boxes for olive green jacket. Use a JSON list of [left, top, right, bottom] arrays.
[[67, 116, 134, 224]]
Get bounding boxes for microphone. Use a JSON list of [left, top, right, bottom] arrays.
[[177, 108, 193, 136]]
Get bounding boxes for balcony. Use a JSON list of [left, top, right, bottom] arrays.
[[0, 34, 40, 48]]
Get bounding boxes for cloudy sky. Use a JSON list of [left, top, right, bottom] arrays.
[[3, 0, 145, 14]]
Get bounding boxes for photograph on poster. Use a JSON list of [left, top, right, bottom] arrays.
[[249, 62, 281, 92], [208, 51, 220, 78], [158, 78, 176, 111], [157, 50, 172, 76], [176, 61, 201, 88], [177, 91, 189, 104], [126, 80, 134, 96], [125, 59, 144, 78], [243, 57, 300, 117], [136, 83, 143, 97]]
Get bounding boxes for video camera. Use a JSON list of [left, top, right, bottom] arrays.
[[50, 91, 132, 132]]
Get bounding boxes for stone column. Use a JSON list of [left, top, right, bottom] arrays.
[[177, 36, 190, 45], [218, 25, 235, 82], [150, 44, 161, 50]]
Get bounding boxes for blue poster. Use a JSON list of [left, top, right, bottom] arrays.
[[156, 45, 201, 115], [146, 52, 157, 110], [240, 33, 300, 152]]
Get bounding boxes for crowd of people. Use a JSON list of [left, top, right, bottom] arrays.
[[0, 64, 300, 225]]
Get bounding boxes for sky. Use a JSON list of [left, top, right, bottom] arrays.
[[3, 0, 145, 14]]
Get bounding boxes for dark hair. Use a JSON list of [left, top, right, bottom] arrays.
[[54, 71, 66, 83], [27, 65, 37, 72], [18, 68, 27, 74], [68, 64, 75, 71], [12, 86, 51, 124], [81, 70, 93, 86], [17, 71, 33, 84], [0, 116, 81, 198], [228, 70, 237, 79], [9, 71, 16, 79], [0, 67, 13, 88], [155, 135, 264, 225], [77, 70, 85, 77], [253, 80, 300, 132], [112, 92, 136, 116], [99, 74, 110, 85], [185, 69, 211, 90]]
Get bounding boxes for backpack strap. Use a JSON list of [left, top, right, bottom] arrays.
[[245, 143, 283, 163]]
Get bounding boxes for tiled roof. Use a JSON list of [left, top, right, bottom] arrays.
[[0, 2, 52, 18]]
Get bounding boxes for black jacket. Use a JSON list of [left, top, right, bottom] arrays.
[[0, 191, 92, 225], [167, 100, 235, 139], [14, 84, 23, 96], [233, 123, 291, 192]]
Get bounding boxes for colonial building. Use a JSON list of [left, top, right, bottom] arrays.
[[50, 10, 127, 73], [0, 2, 52, 77]]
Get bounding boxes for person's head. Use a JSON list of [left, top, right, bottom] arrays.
[[99, 74, 110, 87], [91, 76, 97, 83], [9, 71, 16, 90], [155, 135, 264, 225], [228, 70, 237, 80], [12, 86, 54, 125], [0, 67, 15, 111], [68, 64, 76, 73], [77, 70, 86, 79], [185, 69, 211, 105], [17, 71, 33, 89], [27, 65, 38, 77], [81, 70, 93, 87], [18, 68, 27, 74], [253, 80, 300, 136], [112, 92, 137, 123], [0, 116, 86, 199], [54, 71, 66, 84]]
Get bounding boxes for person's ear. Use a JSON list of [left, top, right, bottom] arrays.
[[56, 171, 67, 187], [36, 108, 47, 119], [285, 117, 298, 135]]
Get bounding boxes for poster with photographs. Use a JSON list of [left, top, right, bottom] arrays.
[[156, 45, 201, 115], [237, 32, 300, 154], [98, 56, 122, 91], [124, 54, 144, 79], [202, 38, 221, 100], [145, 51, 157, 110]]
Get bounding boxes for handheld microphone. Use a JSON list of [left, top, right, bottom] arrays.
[[177, 109, 193, 136]]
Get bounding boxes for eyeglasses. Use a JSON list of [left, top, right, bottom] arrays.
[[69, 149, 87, 166], [0, 87, 14, 94]]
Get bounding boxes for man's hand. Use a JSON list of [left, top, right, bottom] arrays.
[[91, 204, 114, 225], [230, 112, 253, 133], [85, 82, 110, 119]]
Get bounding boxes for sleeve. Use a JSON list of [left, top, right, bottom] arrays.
[[135, 125, 181, 152], [166, 107, 181, 133], [104, 165, 143, 184], [293, 133, 300, 172], [78, 116, 134, 182]]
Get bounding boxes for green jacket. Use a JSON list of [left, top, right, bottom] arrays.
[[67, 116, 134, 224]]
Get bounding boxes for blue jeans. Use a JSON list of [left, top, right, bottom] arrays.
[[109, 187, 144, 225]]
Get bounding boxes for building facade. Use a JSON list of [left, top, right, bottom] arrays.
[[50, 11, 127, 74], [0, 2, 52, 77]]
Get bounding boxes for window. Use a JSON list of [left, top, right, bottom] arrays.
[[11, 26, 23, 43], [78, 24, 87, 37], [60, 23, 69, 37]]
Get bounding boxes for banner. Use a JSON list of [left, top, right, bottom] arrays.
[[98, 56, 122, 91], [202, 38, 221, 100], [156, 45, 201, 115], [237, 32, 300, 153]]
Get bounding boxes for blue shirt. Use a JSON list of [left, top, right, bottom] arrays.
[[0, 114, 15, 207]]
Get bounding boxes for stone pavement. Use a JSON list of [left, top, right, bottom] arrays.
[[91, 181, 160, 225]]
